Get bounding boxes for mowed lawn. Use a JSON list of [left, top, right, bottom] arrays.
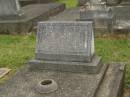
[[57, 0, 78, 8], [0, 35, 130, 85]]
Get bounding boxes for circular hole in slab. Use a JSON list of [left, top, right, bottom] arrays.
[[41, 80, 52, 85], [36, 79, 58, 94]]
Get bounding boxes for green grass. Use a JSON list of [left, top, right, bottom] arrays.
[[0, 34, 35, 71], [57, 0, 78, 8], [0, 35, 130, 86], [95, 37, 130, 85]]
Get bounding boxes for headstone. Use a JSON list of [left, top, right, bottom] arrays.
[[0, 0, 22, 17], [106, 0, 122, 5], [80, 2, 115, 33], [36, 21, 94, 62], [78, 0, 88, 6], [29, 21, 102, 73], [90, 0, 102, 4]]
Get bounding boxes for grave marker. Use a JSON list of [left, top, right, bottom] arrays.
[[29, 21, 102, 73], [79, 3, 115, 33], [36, 21, 95, 62]]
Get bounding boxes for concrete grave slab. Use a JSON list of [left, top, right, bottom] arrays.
[[0, 3, 65, 34], [0, 63, 125, 97], [0, 64, 108, 97], [49, 7, 80, 21], [96, 63, 125, 97], [19, 0, 57, 6], [19, 0, 37, 6]]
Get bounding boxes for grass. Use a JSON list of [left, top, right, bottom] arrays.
[[0, 34, 35, 71], [0, 34, 130, 86], [95, 37, 130, 85], [57, 0, 78, 8]]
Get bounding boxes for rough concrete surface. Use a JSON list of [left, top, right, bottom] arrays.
[[0, 3, 65, 34], [0, 64, 107, 97], [0, 63, 125, 97]]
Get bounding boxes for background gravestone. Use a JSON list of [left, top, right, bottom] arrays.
[[106, 0, 122, 5], [0, 0, 65, 34], [19, 0, 57, 6], [29, 21, 102, 73], [78, 0, 88, 6], [79, 1, 115, 33], [0, 0, 22, 17], [90, 0, 102, 4]]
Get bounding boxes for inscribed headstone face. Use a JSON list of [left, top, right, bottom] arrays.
[[35, 21, 95, 62]]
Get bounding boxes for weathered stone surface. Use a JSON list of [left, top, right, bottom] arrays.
[[0, 0, 22, 17], [49, 8, 80, 21], [49, 5, 130, 34], [29, 21, 102, 73], [19, 0, 37, 6], [80, 4, 115, 33], [90, 0, 103, 4], [0, 64, 108, 97], [0, 3, 65, 34], [29, 55, 102, 73], [106, 0, 122, 5], [0, 63, 125, 97], [78, 0, 88, 6], [35, 21, 94, 62], [96, 63, 125, 97], [19, 0, 57, 6], [113, 6, 130, 31]]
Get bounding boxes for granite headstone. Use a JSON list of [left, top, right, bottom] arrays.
[[29, 21, 102, 73], [106, 0, 122, 5], [80, 3, 115, 33], [36, 21, 95, 62]]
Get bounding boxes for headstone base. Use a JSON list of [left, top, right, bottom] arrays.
[[29, 55, 102, 74]]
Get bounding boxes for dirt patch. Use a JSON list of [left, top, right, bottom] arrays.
[[124, 89, 130, 97]]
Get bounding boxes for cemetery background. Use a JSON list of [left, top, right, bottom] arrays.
[[0, 0, 130, 97]]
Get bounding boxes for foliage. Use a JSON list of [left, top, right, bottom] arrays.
[[57, 0, 78, 8]]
